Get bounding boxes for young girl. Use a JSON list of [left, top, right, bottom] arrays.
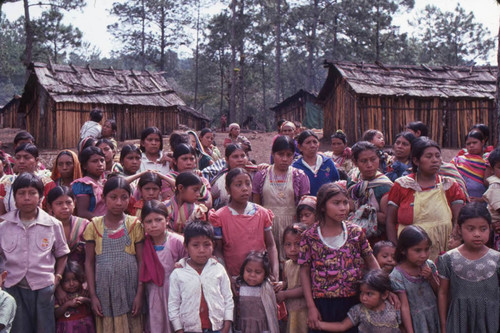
[[47, 186, 90, 268], [390, 225, 440, 333], [373, 241, 396, 274], [386, 132, 416, 182], [187, 130, 213, 170], [164, 171, 208, 233], [235, 251, 279, 333], [101, 119, 118, 149], [324, 130, 354, 174], [362, 129, 390, 173], [96, 139, 118, 177], [318, 269, 401, 332], [253, 135, 310, 261], [437, 203, 500, 333], [276, 224, 308, 333], [296, 195, 317, 226], [139, 200, 187, 333], [199, 128, 222, 161], [139, 127, 170, 174], [112, 144, 142, 176], [0, 173, 69, 332], [72, 146, 106, 219], [210, 168, 279, 281], [298, 182, 379, 333], [84, 176, 145, 333], [51, 150, 82, 187], [128, 172, 163, 217], [55, 261, 95, 333]]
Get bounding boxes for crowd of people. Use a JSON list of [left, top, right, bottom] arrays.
[[0, 109, 499, 333]]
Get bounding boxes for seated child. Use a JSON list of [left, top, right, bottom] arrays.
[[168, 220, 233, 333], [0, 270, 16, 333]]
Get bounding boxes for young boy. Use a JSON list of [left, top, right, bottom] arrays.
[[0, 173, 69, 333], [79, 109, 103, 140], [168, 220, 233, 333], [483, 148, 500, 250], [0, 270, 16, 333]]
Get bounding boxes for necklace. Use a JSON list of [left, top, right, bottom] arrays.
[[269, 165, 292, 199]]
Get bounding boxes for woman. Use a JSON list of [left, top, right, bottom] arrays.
[[51, 150, 82, 187], [270, 121, 300, 164], [385, 131, 416, 182], [187, 130, 213, 170], [101, 119, 118, 149], [199, 128, 222, 162], [211, 143, 256, 209], [223, 123, 252, 153], [324, 130, 354, 174], [451, 130, 488, 201], [347, 141, 393, 241], [386, 137, 466, 260], [292, 130, 339, 196]]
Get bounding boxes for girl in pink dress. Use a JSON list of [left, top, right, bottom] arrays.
[[140, 200, 187, 333]]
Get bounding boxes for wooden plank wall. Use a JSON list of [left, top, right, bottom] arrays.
[[323, 79, 497, 148], [273, 101, 305, 125]]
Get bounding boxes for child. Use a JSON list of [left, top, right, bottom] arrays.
[[235, 251, 279, 333], [210, 167, 279, 281], [373, 241, 396, 274], [0, 270, 16, 333], [84, 176, 145, 333], [483, 148, 500, 250], [51, 150, 82, 187], [96, 139, 118, 177], [164, 171, 208, 233], [139, 127, 170, 174], [129, 172, 163, 217], [80, 109, 103, 140], [296, 195, 317, 226], [0, 173, 70, 332], [362, 129, 389, 173], [437, 203, 500, 333], [72, 146, 106, 219], [324, 130, 354, 174], [390, 225, 440, 333], [299, 183, 379, 333], [113, 144, 142, 176], [276, 224, 308, 333], [318, 269, 401, 332], [101, 119, 118, 149], [55, 261, 95, 333], [168, 220, 233, 333], [139, 200, 187, 333]]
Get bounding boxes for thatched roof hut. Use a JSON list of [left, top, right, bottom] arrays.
[[270, 89, 323, 129], [317, 61, 497, 147], [12, 62, 209, 148]]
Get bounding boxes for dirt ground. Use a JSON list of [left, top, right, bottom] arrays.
[[0, 128, 458, 169]]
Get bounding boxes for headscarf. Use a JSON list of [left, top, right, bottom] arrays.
[[51, 150, 82, 183], [228, 123, 240, 134], [280, 121, 296, 131], [298, 195, 317, 210]]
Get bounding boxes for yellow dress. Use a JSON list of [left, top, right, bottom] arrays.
[[284, 260, 308, 333]]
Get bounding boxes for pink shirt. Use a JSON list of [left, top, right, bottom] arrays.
[[0, 209, 70, 290]]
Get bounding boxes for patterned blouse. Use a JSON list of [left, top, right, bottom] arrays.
[[298, 221, 372, 298]]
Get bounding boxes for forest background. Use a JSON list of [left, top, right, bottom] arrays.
[[0, 0, 497, 130]]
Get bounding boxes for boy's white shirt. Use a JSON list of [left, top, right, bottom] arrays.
[[168, 257, 234, 332]]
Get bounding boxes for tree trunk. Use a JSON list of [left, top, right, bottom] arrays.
[[274, 0, 282, 104], [229, 0, 237, 123], [159, 4, 166, 71], [496, 18, 500, 146], [306, 0, 319, 91], [237, 0, 245, 123], [23, 0, 33, 73], [194, 0, 201, 109], [141, 0, 146, 70]]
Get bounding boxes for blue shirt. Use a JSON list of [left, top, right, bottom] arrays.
[[293, 155, 339, 196]]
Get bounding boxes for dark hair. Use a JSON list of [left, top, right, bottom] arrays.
[[63, 261, 85, 284], [105, 119, 117, 131], [331, 130, 347, 144], [119, 144, 142, 163], [411, 137, 441, 173], [173, 143, 196, 160], [183, 220, 215, 245], [272, 135, 295, 154], [394, 131, 416, 146], [225, 167, 251, 189], [316, 183, 347, 223], [277, 119, 286, 130], [141, 199, 169, 221], [471, 124, 489, 142], [282, 223, 307, 243], [361, 269, 392, 294], [362, 129, 381, 142], [458, 202, 491, 226], [351, 141, 378, 162], [138, 171, 162, 189], [13, 131, 35, 145], [488, 148, 500, 168], [103, 176, 131, 197], [176, 171, 202, 190], [395, 225, 432, 263], [406, 121, 428, 137], [373, 240, 396, 257], [237, 251, 271, 284], [12, 172, 44, 197], [47, 186, 74, 206], [140, 127, 163, 152], [79, 146, 104, 175], [296, 204, 315, 217], [169, 132, 190, 152], [90, 109, 103, 122], [14, 143, 39, 159], [96, 138, 115, 151], [297, 130, 319, 145], [465, 130, 484, 143], [225, 143, 245, 160], [200, 128, 213, 138]]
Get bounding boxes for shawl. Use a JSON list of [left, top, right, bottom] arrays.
[[139, 234, 165, 286], [71, 176, 105, 213], [165, 197, 208, 233], [452, 153, 487, 185], [51, 150, 82, 184], [67, 216, 89, 252], [348, 171, 393, 205], [187, 130, 214, 170]]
